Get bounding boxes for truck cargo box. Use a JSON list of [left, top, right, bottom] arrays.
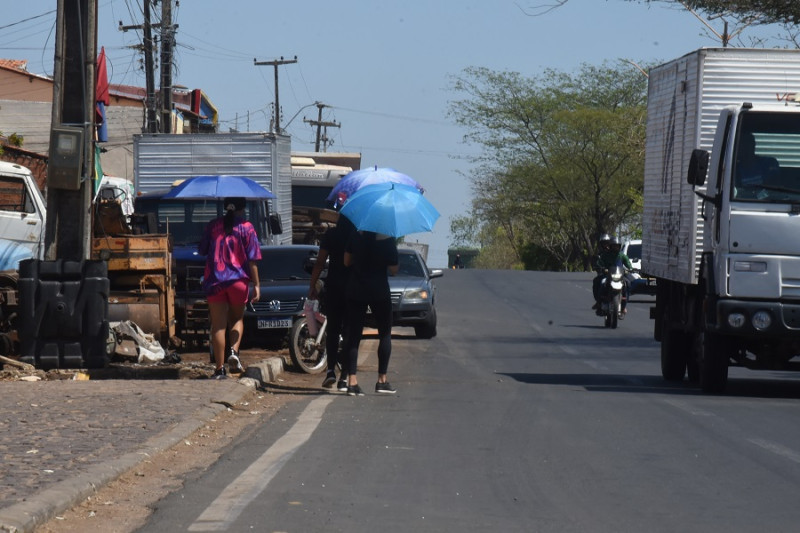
[[133, 132, 292, 245]]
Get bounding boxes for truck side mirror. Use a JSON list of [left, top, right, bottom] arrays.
[[687, 148, 709, 186], [269, 213, 283, 235]]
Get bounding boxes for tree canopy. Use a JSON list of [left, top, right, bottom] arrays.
[[448, 63, 648, 271]]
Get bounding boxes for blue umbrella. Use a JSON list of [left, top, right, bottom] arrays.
[[162, 175, 276, 200], [339, 182, 440, 237], [326, 166, 424, 205]]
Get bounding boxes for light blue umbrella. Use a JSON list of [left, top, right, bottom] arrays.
[[326, 166, 424, 205], [339, 182, 440, 237], [162, 175, 276, 199]]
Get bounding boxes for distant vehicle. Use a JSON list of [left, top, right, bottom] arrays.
[[370, 248, 443, 338], [622, 239, 641, 271], [622, 239, 656, 296]]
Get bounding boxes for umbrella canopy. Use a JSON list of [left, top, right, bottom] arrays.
[[162, 175, 276, 200], [326, 166, 424, 204], [339, 182, 439, 237]]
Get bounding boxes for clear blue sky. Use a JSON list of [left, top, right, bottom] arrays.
[[3, 1, 784, 267]]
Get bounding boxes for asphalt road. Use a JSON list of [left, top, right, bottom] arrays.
[[138, 269, 800, 532]]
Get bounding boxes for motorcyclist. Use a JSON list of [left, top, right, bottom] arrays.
[[592, 235, 633, 314]]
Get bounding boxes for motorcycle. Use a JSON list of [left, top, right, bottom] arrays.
[[596, 260, 628, 329], [289, 306, 328, 374]]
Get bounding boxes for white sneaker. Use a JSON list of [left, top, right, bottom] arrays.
[[227, 353, 245, 373]]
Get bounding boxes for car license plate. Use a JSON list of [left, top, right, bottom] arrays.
[[257, 318, 291, 329]]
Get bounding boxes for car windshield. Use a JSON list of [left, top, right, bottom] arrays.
[[256, 249, 315, 280], [397, 252, 425, 277]]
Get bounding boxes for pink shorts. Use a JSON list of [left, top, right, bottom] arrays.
[[207, 280, 250, 306]]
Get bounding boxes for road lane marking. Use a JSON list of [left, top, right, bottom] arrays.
[[748, 438, 800, 464], [661, 398, 716, 417], [188, 397, 334, 532]]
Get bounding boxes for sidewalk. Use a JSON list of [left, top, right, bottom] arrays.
[[0, 357, 285, 533]]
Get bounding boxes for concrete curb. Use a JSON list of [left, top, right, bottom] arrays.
[[0, 356, 286, 533]]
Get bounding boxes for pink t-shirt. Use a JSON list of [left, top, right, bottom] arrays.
[[198, 216, 262, 296]]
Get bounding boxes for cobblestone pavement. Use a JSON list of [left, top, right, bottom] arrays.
[[0, 379, 243, 510], [0, 347, 295, 532]]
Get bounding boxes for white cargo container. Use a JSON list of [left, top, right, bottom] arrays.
[[644, 48, 800, 392], [133, 132, 292, 245]]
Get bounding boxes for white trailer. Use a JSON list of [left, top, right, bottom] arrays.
[[643, 48, 800, 392], [134, 132, 292, 245]]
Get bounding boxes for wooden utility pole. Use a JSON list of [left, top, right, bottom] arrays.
[[120, 1, 157, 132], [45, 0, 97, 260], [303, 102, 340, 152], [253, 56, 297, 133], [160, 0, 175, 133]]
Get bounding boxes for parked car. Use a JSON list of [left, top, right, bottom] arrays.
[[173, 244, 318, 348], [367, 248, 443, 338], [244, 245, 319, 344]]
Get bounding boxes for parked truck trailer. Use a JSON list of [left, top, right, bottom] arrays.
[[134, 132, 292, 245], [643, 47, 800, 392]]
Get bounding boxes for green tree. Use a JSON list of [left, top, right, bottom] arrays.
[[449, 62, 647, 271]]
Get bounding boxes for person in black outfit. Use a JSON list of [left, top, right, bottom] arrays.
[[308, 215, 355, 391], [342, 231, 399, 395]]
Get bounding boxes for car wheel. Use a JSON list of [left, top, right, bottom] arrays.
[[414, 308, 437, 339]]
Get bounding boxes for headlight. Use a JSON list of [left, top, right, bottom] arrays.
[[727, 313, 746, 328], [752, 310, 772, 330], [403, 288, 429, 301]]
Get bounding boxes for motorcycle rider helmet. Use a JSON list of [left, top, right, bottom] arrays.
[[599, 233, 612, 251], [609, 236, 622, 252]]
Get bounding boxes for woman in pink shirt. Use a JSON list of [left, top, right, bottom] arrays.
[[199, 197, 262, 379]]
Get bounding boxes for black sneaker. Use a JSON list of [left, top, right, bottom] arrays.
[[347, 384, 365, 396], [337, 379, 348, 392], [375, 382, 396, 394], [322, 371, 336, 388], [228, 353, 245, 374], [211, 366, 228, 380]]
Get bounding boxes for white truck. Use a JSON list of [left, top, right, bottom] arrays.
[[0, 161, 46, 271], [643, 48, 800, 392]]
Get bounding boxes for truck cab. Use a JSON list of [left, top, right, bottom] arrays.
[[679, 104, 800, 390], [133, 189, 283, 344], [0, 162, 45, 271]]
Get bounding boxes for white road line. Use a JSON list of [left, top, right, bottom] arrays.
[[661, 398, 716, 417], [188, 397, 334, 532], [748, 438, 800, 464]]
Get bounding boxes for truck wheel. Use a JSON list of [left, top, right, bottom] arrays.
[[289, 317, 327, 374], [698, 331, 729, 393], [660, 314, 688, 381]]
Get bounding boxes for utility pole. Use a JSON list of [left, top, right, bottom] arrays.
[[253, 56, 297, 133], [160, 0, 175, 133], [119, 1, 157, 133], [303, 102, 340, 152], [45, 0, 97, 260]]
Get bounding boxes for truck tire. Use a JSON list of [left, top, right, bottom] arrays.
[[699, 330, 729, 393]]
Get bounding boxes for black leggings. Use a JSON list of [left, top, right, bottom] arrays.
[[344, 296, 393, 377], [322, 288, 347, 373]]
